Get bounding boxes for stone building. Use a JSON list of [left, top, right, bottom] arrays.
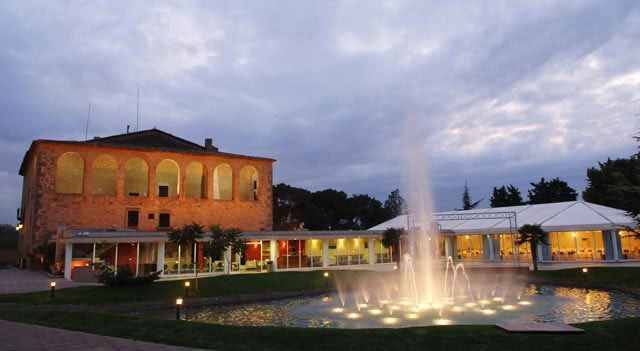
[[17, 129, 275, 273]]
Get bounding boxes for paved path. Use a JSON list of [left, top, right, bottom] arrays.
[[0, 320, 205, 350], [0, 267, 95, 295]]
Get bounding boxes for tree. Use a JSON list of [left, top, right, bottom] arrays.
[[207, 225, 246, 273], [490, 185, 524, 207], [381, 228, 404, 262], [347, 194, 388, 229], [384, 189, 407, 217], [516, 224, 549, 271], [272, 183, 395, 230], [460, 181, 483, 210], [527, 177, 577, 204], [583, 157, 640, 213], [168, 223, 204, 291]]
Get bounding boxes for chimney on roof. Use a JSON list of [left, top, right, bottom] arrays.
[[204, 138, 218, 152]]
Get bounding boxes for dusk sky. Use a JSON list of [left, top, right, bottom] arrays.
[[1, 1, 640, 224]]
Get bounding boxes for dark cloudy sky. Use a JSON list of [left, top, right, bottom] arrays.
[[2, 1, 640, 224]]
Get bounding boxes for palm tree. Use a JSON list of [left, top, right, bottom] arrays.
[[168, 223, 204, 290], [208, 225, 246, 273], [516, 224, 548, 271], [382, 228, 404, 262]]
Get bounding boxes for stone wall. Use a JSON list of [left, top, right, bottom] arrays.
[[18, 141, 274, 260]]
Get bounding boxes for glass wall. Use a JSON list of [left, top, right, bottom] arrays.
[[164, 242, 179, 274], [239, 241, 272, 272], [94, 243, 116, 270], [328, 239, 338, 266], [374, 239, 392, 263], [549, 231, 605, 261], [180, 243, 195, 273], [71, 243, 93, 269], [277, 240, 299, 269], [138, 243, 158, 275], [304, 239, 323, 268], [496, 234, 516, 261], [620, 231, 640, 259], [455, 235, 484, 260]]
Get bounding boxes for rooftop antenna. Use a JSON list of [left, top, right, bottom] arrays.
[[84, 103, 91, 141], [136, 86, 140, 131]]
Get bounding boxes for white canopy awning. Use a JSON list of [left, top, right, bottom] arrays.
[[368, 201, 636, 234]]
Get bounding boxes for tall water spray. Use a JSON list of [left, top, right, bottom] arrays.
[[402, 113, 441, 304]]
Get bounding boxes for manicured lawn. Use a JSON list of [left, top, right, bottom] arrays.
[[0, 305, 638, 351], [0, 270, 381, 305], [1, 268, 640, 350], [531, 267, 640, 291]]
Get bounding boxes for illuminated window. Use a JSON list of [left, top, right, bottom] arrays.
[[91, 154, 117, 196], [124, 158, 148, 197], [213, 163, 233, 200], [239, 166, 258, 201], [185, 162, 205, 199], [55, 152, 84, 194], [156, 159, 179, 198]]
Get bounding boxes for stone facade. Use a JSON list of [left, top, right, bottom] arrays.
[[18, 135, 275, 265]]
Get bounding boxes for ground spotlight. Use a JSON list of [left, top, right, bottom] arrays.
[[49, 281, 56, 298]]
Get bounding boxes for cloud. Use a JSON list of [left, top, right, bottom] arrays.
[[0, 1, 639, 223]]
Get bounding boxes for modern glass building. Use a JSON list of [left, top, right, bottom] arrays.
[[62, 201, 639, 280], [370, 201, 639, 267]]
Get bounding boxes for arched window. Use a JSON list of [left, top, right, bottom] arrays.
[[213, 163, 233, 200], [124, 158, 148, 197], [55, 152, 84, 194], [185, 162, 205, 199], [239, 166, 258, 201], [91, 154, 117, 196], [156, 159, 179, 198]]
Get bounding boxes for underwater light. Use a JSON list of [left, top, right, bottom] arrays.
[[501, 305, 515, 311], [433, 318, 453, 325], [480, 309, 496, 315], [346, 312, 361, 319], [451, 306, 465, 312], [332, 307, 345, 313], [518, 301, 532, 306], [406, 313, 420, 319], [492, 297, 504, 302], [464, 302, 477, 308], [389, 305, 400, 311], [357, 303, 368, 309], [382, 317, 399, 325], [478, 299, 490, 305], [368, 309, 383, 315]]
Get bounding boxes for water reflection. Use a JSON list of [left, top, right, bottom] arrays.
[[165, 285, 640, 329]]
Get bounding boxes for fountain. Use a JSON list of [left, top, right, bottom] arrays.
[[172, 116, 640, 328], [321, 114, 531, 326]]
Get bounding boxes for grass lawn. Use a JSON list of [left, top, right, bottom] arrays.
[[531, 267, 640, 291], [1, 268, 640, 350], [0, 305, 638, 351], [0, 270, 382, 305]]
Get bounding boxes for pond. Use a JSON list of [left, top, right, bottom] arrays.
[[160, 285, 640, 328]]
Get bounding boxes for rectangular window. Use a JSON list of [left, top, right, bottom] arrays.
[[158, 185, 169, 197], [159, 213, 170, 228], [127, 210, 139, 228]]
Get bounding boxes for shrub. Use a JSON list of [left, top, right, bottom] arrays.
[[98, 265, 160, 287]]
